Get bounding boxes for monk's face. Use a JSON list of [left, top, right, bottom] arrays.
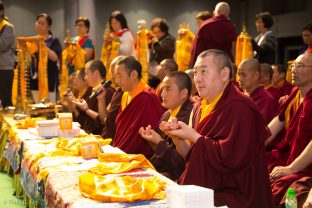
[[115, 64, 132, 92], [161, 77, 187, 110], [291, 54, 312, 88], [84, 66, 97, 88], [194, 56, 228, 100], [237, 66, 259, 93], [272, 65, 284, 86], [73, 71, 87, 92]]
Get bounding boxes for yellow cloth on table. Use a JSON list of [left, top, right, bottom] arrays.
[[79, 174, 166, 202], [90, 153, 154, 175]]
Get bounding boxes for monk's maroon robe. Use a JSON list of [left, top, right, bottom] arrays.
[[76, 85, 115, 135], [103, 88, 123, 139], [250, 86, 277, 125], [150, 99, 193, 181], [180, 82, 273, 208], [113, 88, 163, 158], [267, 87, 312, 206]]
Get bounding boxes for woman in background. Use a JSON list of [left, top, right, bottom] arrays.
[[107, 10, 135, 56], [30, 13, 62, 102]]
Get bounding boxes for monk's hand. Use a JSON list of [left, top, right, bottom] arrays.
[[93, 85, 106, 100], [270, 166, 296, 179], [72, 99, 88, 111], [139, 125, 162, 145], [167, 121, 201, 143]]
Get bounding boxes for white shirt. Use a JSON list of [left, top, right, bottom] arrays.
[[119, 30, 136, 57]]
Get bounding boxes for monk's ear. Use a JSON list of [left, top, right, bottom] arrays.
[[130, 70, 139, 80], [221, 67, 230, 81], [180, 88, 189, 100]]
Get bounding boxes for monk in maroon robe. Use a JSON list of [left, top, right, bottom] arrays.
[[113, 56, 163, 158], [161, 50, 273, 208], [272, 64, 293, 100], [103, 88, 123, 139], [190, 2, 237, 67], [72, 61, 115, 135], [238, 59, 277, 124], [139, 72, 193, 181], [266, 52, 312, 207]]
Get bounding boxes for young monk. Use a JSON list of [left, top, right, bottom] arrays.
[[139, 71, 193, 181], [238, 58, 277, 124]]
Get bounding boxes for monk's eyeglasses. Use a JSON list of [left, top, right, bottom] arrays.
[[290, 63, 312, 71]]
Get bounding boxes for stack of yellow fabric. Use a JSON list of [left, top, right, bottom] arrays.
[[79, 153, 166, 202]]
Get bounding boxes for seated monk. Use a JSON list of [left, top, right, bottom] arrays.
[[139, 71, 194, 181], [185, 69, 199, 97], [259, 63, 281, 103], [101, 56, 124, 139], [271, 64, 293, 100], [238, 58, 277, 124], [113, 56, 163, 158], [72, 60, 115, 134], [265, 52, 312, 207], [155, 59, 178, 100], [160, 49, 273, 207]]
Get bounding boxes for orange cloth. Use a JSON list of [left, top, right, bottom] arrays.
[[90, 153, 154, 175], [235, 25, 253, 80], [121, 80, 147, 111], [136, 27, 149, 82], [176, 24, 194, 71], [79, 174, 166, 202], [200, 93, 223, 122], [284, 90, 301, 129]]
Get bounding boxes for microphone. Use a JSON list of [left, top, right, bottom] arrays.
[[89, 80, 112, 99]]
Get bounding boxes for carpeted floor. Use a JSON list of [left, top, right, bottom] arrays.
[[0, 172, 24, 208]]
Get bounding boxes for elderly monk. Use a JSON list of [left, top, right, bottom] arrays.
[[139, 71, 193, 181], [266, 52, 312, 207], [113, 56, 163, 158], [238, 58, 277, 124], [161, 49, 273, 207]]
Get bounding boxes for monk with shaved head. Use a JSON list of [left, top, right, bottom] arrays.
[[266, 52, 312, 207], [161, 49, 273, 207], [190, 2, 237, 67], [238, 58, 277, 124]]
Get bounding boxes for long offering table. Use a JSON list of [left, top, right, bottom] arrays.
[[0, 112, 175, 208]]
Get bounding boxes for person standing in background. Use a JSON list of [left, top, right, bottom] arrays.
[[252, 12, 277, 64], [0, 1, 16, 107], [30, 13, 62, 103], [195, 11, 213, 28], [107, 10, 136, 57], [300, 23, 312, 54], [149, 18, 175, 75], [190, 2, 237, 67]]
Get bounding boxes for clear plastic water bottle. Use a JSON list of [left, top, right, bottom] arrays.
[[285, 188, 297, 208]]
